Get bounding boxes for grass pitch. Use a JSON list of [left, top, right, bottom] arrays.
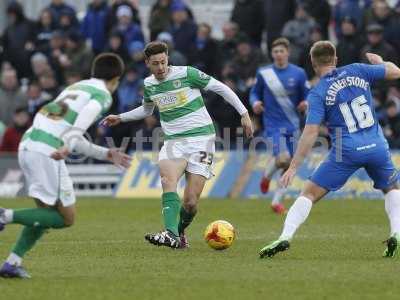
[[0, 197, 399, 300]]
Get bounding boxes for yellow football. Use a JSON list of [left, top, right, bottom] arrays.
[[204, 220, 235, 250]]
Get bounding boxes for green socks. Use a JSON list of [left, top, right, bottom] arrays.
[[178, 207, 196, 235], [12, 208, 66, 229], [12, 226, 46, 257], [162, 192, 181, 236]]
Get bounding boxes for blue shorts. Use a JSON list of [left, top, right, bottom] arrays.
[[264, 129, 296, 157], [310, 147, 399, 191]]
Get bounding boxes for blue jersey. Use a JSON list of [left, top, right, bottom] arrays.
[[250, 63, 309, 133], [306, 63, 387, 154]]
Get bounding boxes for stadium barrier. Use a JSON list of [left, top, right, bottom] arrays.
[[0, 153, 122, 197], [1, 151, 399, 199], [115, 151, 400, 199]]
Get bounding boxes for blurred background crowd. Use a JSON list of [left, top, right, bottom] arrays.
[[0, 0, 400, 154]]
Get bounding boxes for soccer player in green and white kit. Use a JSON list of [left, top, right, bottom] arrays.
[[103, 41, 253, 248], [0, 53, 131, 278]]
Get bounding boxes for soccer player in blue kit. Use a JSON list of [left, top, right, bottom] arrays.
[[259, 41, 400, 258], [250, 38, 309, 214]]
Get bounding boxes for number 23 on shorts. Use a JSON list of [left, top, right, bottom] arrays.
[[199, 151, 213, 165]]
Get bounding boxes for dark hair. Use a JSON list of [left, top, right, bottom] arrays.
[[386, 100, 397, 109], [271, 37, 290, 50], [91, 53, 125, 80], [144, 41, 168, 59], [15, 107, 29, 114]]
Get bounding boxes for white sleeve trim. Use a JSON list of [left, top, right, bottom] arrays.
[[119, 102, 155, 122], [204, 78, 248, 115]]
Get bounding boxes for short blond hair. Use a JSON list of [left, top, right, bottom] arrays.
[[310, 41, 336, 66], [271, 37, 290, 50]]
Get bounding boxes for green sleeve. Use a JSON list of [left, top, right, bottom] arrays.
[[187, 66, 212, 89]]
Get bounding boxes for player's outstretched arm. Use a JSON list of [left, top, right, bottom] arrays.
[[51, 134, 131, 168], [102, 102, 155, 127], [51, 100, 103, 160], [280, 124, 320, 187], [366, 52, 400, 80], [204, 78, 253, 138]]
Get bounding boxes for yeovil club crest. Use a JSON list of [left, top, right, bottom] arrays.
[[173, 80, 182, 89]]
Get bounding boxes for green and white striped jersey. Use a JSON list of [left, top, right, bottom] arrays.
[[20, 78, 112, 156], [143, 66, 215, 140]]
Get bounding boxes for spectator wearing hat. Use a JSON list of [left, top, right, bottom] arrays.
[[81, 0, 110, 54], [3, 2, 36, 79], [363, 0, 400, 52], [104, 30, 130, 63], [189, 23, 219, 77], [58, 10, 80, 34], [107, 0, 140, 33], [360, 23, 399, 66], [112, 5, 145, 52], [149, 0, 173, 41], [281, 4, 316, 65], [336, 16, 365, 66], [0, 108, 31, 153], [34, 9, 57, 52], [128, 41, 148, 78], [156, 32, 187, 66], [61, 31, 94, 79], [360, 23, 399, 94], [168, 2, 197, 58], [231, 0, 264, 47], [333, 0, 367, 38], [46, 0, 78, 28]]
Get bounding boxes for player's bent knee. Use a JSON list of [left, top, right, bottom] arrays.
[[300, 180, 328, 203], [160, 175, 178, 191]]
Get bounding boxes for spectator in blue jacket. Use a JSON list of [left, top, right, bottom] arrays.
[[117, 64, 143, 114], [128, 41, 148, 78], [46, 0, 78, 28], [333, 0, 371, 38], [168, 2, 197, 58], [81, 0, 110, 54], [112, 5, 145, 52]]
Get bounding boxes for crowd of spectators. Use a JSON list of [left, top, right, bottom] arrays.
[[0, 0, 400, 153]]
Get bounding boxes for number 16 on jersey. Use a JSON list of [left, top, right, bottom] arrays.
[[339, 95, 375, 133]]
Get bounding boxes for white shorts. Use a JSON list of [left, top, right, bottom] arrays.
[[18, 150, 76, 207], [158, 135, 216, 179]]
